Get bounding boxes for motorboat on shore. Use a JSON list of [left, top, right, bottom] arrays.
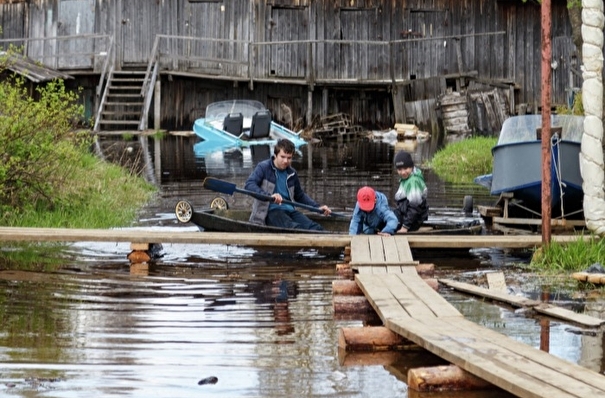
[[193, 100, 307, 150], [474, 114, 584, 219]]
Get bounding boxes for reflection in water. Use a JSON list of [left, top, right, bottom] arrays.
[[1, 243, 604, 397]]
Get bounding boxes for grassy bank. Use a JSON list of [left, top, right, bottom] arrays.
[[1, 149, 156, 228], [429, 136, 497, 184]]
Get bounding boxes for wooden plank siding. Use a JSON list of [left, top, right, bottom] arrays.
[[0, 0, 579, 131]]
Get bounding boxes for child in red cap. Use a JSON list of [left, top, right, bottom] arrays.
[[349, 186, 399, 235]]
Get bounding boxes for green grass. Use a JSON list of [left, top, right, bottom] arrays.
[[0, 148, 156, 270], [527, 234, 605, 274], [2, 152, 156, 229], [429, 136, 497, 184]]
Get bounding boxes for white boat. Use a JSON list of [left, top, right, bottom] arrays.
[[193, 100, 307, 151]]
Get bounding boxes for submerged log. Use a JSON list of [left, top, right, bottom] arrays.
[[333, 295, 374, 314], [338, 326, 416, 351], [415, 263, 435, 278], [332, 280, 364, 295], [338, 349, 401, 366], [408, 365, 494, 392], [424, 278, 439, 291]]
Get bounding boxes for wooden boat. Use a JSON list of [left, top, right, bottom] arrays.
[[193, 100, 307, 154], [174, 200, 483, 235], [474, 114, 584, 219]]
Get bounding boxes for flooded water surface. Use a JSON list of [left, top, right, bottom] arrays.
[[1, 136, 604, 397]]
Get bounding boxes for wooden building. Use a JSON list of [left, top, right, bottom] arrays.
[[0, 0, 580, 133]]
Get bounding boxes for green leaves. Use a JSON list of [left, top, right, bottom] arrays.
[[0, 73, 86, 214]]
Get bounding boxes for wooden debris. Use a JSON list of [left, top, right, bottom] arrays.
[[486, 271, 507, 292], [310, 113, 367, 142], [572, 272, 605, 284], [436, 91, 471, 135]]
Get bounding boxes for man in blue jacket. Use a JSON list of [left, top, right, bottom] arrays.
[[349, 186, 399, 236], [245, 139, 332, 230]]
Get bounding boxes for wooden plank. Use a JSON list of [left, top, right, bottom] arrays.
[[355, 274, 411, 322], [386, 265, 402, 274], [534, 304, 605, 327], [381, 236, 401, 263], [387, 316, 589, 398], [434, 317, 600, 398], [371, 266, 387, 274], [440, 279, 604, 327], [350, 235, 372, 264], [357, 266, 372, 275], [378, 273, 437, 319], [395, 269, 461, 318], [367, 235, 386, 263], [393, 236, 414, 263], [450, 317, 605, 392], [439, 279, 541, 307], [486, 271, 507, 291], [0, 227, 591, 249]]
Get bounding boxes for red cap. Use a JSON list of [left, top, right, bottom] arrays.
[[357, 186, 376, 211]]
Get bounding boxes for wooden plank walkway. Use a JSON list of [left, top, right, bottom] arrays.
[[0, 227, 594, 249], [349, 235, 605, 398]]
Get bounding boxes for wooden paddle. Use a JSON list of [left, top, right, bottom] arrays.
[[203, 177, 349, 218]]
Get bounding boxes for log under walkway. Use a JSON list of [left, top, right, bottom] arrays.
[[349, 235, 605, 398]]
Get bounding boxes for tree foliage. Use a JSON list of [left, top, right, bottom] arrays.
[[0, 57, 87, 216]]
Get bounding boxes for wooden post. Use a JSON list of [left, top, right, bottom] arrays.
[[154, 80, 161, 130], [540, 0, 552, 244]]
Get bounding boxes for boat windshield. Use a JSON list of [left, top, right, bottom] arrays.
[[204, 100, 267, 122], [497, 115, 584, 145]]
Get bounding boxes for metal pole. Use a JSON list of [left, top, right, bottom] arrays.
[[541, 0, 552, 244]]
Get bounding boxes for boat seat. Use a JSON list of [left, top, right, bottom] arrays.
[[248, 110, 272, 139], [223, 112, 244, 137]]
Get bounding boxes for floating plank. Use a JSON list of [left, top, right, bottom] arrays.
[[534, 304, 605, 328], [439, 279, 604, 327], [439, 278, 541, 307]]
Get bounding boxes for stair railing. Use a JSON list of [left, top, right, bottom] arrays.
[[93, 35, 115, 132], [139, 36, 161, 131]]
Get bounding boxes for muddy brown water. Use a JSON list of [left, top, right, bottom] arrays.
[[0, 136, 603, 397]]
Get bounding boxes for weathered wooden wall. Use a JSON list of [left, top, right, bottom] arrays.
[[0, 0, 580, 132]]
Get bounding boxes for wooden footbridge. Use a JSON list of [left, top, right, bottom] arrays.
[[349, 235, 605, 398], [0, 227, 591, 248]]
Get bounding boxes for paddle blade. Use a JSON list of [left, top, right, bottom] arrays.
[[203, 177, 237, 195]]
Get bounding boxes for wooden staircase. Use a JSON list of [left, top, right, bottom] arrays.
[[94, 68, 146, 132]]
